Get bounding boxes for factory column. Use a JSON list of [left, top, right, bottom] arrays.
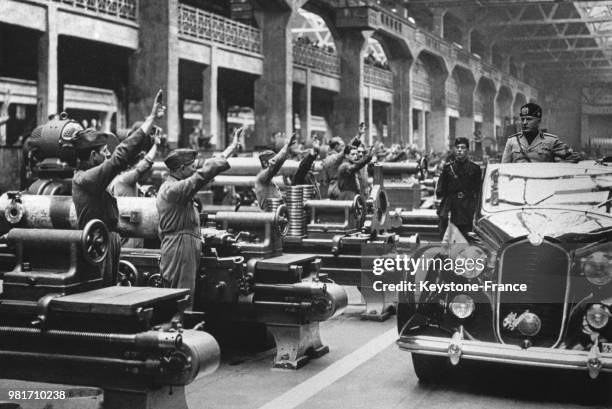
[[333, 30, 369, 140], [37, 4, 59, 124], [129, 0, 180, 146], [389, 57, 412, 145]]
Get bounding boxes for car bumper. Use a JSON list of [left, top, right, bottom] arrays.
[[397, 334, 612, 378]]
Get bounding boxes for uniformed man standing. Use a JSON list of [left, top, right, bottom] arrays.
[[502, 103, 580, 163], [436, 137, 482, 240], [157, 150, 230, 308], [72, 91, 165, 286]]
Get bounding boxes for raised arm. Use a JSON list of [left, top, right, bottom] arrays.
[[348, 145, 374, 173], [215, 127, 243, 159], [163, 157, 230, 205], [258, 133, 297, 184], [292, 139, 320, 185]]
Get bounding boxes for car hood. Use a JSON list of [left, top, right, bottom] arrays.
[[478, 209, 612, 242]]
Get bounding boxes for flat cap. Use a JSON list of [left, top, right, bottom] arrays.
[[519, 102, 542, 118], [258, 150, 275, 162], [73, 129, 110, 152], [164, 148, 197, 170]]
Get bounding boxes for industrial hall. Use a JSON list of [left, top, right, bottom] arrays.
[[1, 0, 612, 408]]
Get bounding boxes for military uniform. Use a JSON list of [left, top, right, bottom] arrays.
[[501, 131, 579, 163], [435, 159, 482, 239]]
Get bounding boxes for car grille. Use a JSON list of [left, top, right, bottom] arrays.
[[497, 239, 569, 348]]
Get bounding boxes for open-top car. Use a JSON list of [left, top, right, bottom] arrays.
[[397, 162, 612, 382]]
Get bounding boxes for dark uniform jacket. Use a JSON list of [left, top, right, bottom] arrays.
[[501, 131, 579, 163], [435, 159, 482, 226]]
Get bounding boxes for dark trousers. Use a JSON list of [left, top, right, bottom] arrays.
[[438, 217, 471, 241]]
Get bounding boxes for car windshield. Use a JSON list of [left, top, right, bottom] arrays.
[[482, 167, 612, 214]]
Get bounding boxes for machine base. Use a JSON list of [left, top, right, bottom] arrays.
[[358, 286, 397, 322], [267, 323, 329, 369]]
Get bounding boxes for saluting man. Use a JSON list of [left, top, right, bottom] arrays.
[[502, 103, 580, 163], [157, 149, 230, 308]]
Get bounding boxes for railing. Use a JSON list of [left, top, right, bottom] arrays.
[[364, 64, 393, 90], [49, 0, 137, 22], [292, 43, 340, 76], [412, 79, 432, 102], [178, 4, 261, 54], [446, 89, 460, 109]]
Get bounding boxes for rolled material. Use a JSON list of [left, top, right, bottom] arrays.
[[286, 186, 304, 237]]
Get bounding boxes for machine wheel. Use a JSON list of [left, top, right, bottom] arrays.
[[411, 353, 452, 384], [352, 195, 365, 228], [274, 204, 289, 236], [147, 273, 164, 288], [81, 219, 109, 265], [117, 260, 138, 286]]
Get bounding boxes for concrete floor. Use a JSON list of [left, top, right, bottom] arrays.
[[0, 288, 611, 409]]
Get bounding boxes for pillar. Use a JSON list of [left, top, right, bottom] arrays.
[[429, 69, 449, 153], [389, 57, 412, 146], [297, 70, 311, 143], [457, 77, 475, 141], [203, 48, 219, 148], [432, 9, 445, 38], [461, 28, 472, 52], [129, 0, 179, 146], [501, 55, 510, 75], [253, 8, 293, 149], [37, 4, 58, 124], [333, 29, 369, 140], [366, 89, 373, 145]]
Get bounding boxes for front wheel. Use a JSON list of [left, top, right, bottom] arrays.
[[411, 353, 453, 384]]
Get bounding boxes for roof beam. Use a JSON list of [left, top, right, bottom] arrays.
[[496, 33, 612, 41], [520, 46, 612, 52], [477, 16, 612, 27]]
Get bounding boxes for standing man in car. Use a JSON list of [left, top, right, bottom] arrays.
[[502, 103, 580, 163]]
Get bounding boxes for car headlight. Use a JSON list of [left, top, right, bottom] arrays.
[[581, 251, 612, 286], [454, 245, 487, 279], [450, 294, 475, 319], [586, 304, 610, 329]]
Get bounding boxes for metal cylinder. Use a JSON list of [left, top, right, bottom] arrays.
[[286, 186, 304, 237], [0, 194, 159, 239], [265, 198, 284, 212], [0, 327, 182, 349], [224, 158, 323, 177]]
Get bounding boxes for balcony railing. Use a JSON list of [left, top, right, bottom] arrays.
[[364, 64, 393, 90], [178, 4, 261, 54], [412, 79, 432, 102], [50, 0, 137, 22], [292, 43, 340, 76], [446, 90, 460, 109]]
